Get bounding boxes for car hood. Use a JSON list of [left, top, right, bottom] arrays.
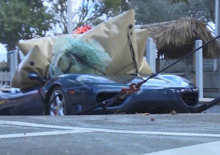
[[2, 74, 195, 93], [69, 73, 195, 88]]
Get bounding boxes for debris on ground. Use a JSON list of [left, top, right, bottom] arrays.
[[170, 110, 177, 115], [150, 118, 155, 121], [142, 113, 150, 116], [136, 112, 150, 116]]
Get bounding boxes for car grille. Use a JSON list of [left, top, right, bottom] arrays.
[[96, 92, 126, 107], [181, 92, 198, 106]]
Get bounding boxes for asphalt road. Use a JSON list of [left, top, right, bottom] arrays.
[[0, 113, 220, 155], [202, 104, 220, 113]]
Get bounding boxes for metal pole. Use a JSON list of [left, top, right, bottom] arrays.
[[14, 50, 18, 71], [67, 0, 73, 34], [146, 38, 156, 73], [153, 43, 156, 72], [185, 56, 190, 79], [214, 59, 218, 72], [216, 0, 220, 95], [9, 53, 14, 86], [195, 40, 203, 98]]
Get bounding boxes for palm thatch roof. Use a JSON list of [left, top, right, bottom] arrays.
[[137, 18, 220, 59]]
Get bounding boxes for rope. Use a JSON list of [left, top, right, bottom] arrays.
[[75, 34, 220, 115]]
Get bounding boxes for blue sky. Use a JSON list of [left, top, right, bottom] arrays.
[[0, 44, 7, 61]]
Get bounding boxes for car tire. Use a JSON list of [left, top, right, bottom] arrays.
[[45, 86, 70, 116]]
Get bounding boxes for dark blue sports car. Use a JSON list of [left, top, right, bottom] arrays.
[[0, 72, 200, 115], [4, 9, 219, 116]]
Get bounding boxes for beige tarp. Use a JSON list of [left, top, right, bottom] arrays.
[[12, 46, 50, 90], [16, 34, 80, 62], [12, 10, 153, 89], [78, 10, 140, 75], [135, 29, 152, 75]]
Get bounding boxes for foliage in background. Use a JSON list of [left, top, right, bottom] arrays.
[[181, 0, 215, 22], [47, 0, 130, 34], [0, 0, 216, 49], [0, 0, 56, 50], [129, 0, 215, 25]]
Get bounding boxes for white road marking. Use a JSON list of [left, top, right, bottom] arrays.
[[0, 120, 77, 130], [0, 130, 93, 139], [1, 120, 220, 139], [142, 140, 220, 155]]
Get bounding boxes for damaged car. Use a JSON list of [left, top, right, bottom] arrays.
[[0, 10, 218, 116]]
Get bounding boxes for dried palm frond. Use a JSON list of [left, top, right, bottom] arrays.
[[137, 18, 220, 59]]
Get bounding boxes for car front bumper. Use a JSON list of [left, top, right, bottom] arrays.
[[91, 87, 199, 114]]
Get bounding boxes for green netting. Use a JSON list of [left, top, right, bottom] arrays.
[[49, 37, 112, 78]]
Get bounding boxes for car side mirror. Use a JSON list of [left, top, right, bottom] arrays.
[[28, 73, 47, 83]]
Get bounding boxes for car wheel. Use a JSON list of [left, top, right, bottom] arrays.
[[47, 86, 69, 116]]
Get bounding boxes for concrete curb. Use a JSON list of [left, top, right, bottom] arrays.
[[199, 98, 214, 102], [199, 98, 220, 105]]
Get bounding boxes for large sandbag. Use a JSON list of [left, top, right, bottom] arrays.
[[135, 29, 152, 76], [16, 34, 80, 62], [135, 29, 150, 60], [135, 29, 153, 76], [14, 9, 153, 89], [77, 10, 140, 75], [138, 57, 153, 76], [11, 46, 50, 90]]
